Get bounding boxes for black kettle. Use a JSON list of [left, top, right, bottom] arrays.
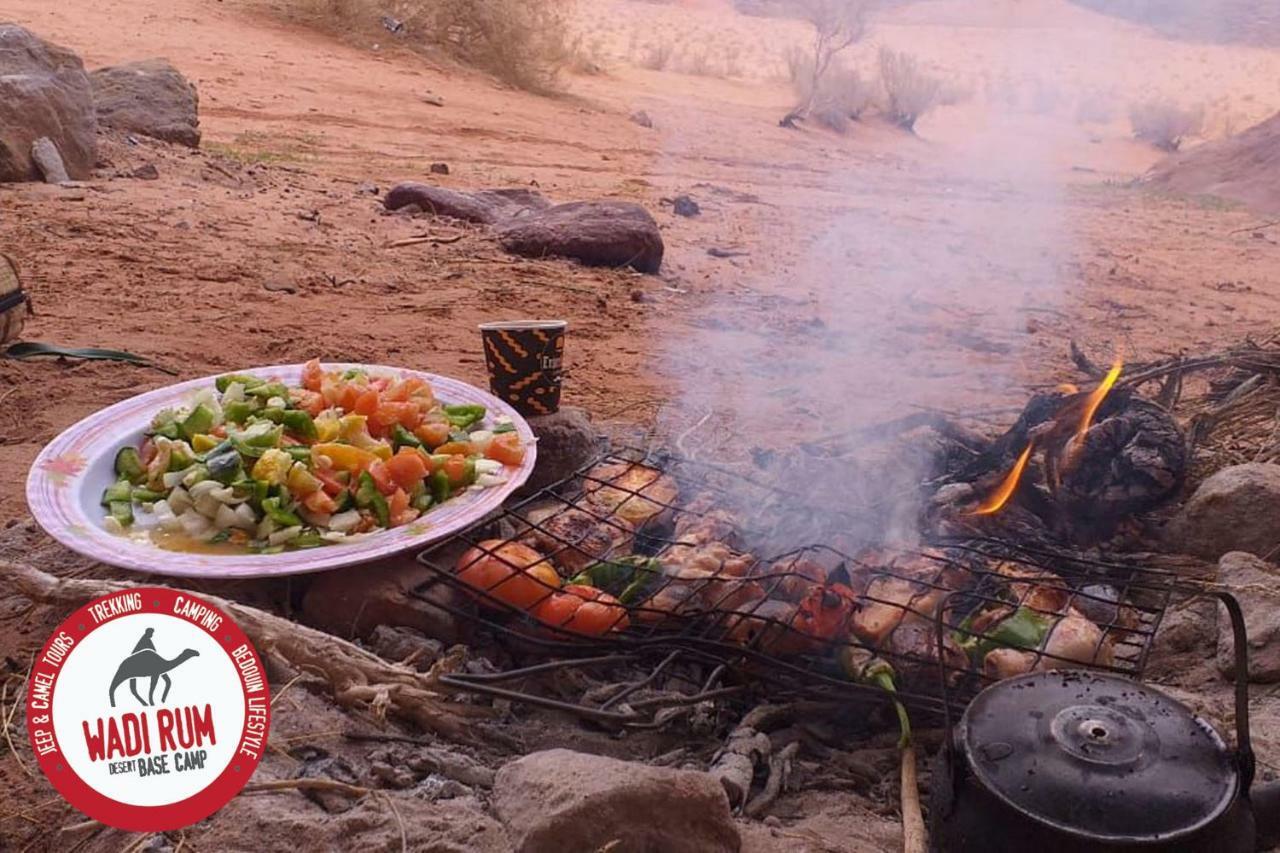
[[929, 592, 1280, 852]]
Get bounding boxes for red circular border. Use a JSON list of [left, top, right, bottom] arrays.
[[26, 587, 270, 831]]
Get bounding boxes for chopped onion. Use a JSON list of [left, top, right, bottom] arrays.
[[474, 459, 503, 476], [182, 466, 208, 488], [234, 503, 257, 528], [167, 486, 192, 515], [153, 500, 183, 533], [468, 430, 494, 452], [477, 473, 507, 488], [102, 515, 124, 535], [319, 530, 349, 543], [257, 516, 278, 540], [189, 480, 222, 501], [328, 510, 362, 533], [179, 510, 212, 538], [268, 526, 302, 546]]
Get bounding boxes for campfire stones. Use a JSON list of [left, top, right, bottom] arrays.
[[1166, 463, 1280, 560], [492, 749, 740, 853], [1215, 551, 1280, 683], [90, 58, 201, 148], [514, 406, 601, 496], [300, 554, 463, 642]]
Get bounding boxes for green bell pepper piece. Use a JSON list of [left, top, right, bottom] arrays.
[[965, 608, 1052, 660], [491, 422, 516, 434], [215, 373, 266, 393], [114, 447, 146, 485], [429, 469, 451, 505], [246, 381, 290, 400], [412, 491, 433, 512], [443, 404, 486, 430], [101, 479, 133, 507], [569, 556, 662, 602], [180, 404, 216, 441], [153, 420, 181, 441], [223, 400, 256, 425], [130, 487, 165, 504], [282, 410, 317, 440], [206, 449, 243, 484], [261, 496, 302, 528], [289, 531, 325, 549], [354, 471, 390, 527], [392, 424, 422, 450], [332, 490, 353, 513], [168, 445, 196, 472], [285, 446, 312, 463], [108, 500, 135, 527]]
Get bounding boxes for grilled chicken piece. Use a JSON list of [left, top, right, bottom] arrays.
[[754, 556, 829, 602], [521, 507, 635, 576], [631, 582, 699, 625], [848, 549, 975, 647], [723, 599, 807, 655], [583, 461, 680, 528], [989, 561, 1072, 613], [981, 609, 1114, 679], [660, 539, 756, 578]]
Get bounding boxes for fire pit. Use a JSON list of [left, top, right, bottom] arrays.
[[410, 446, 1177, 723]]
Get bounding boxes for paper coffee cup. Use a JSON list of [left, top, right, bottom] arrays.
[[479, 320, 567, 416]]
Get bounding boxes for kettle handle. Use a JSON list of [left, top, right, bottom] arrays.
[[1212, 590, 1255, 792]]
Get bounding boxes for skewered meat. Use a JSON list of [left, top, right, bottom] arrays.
[[848, 549, 975, 646], [520, 506, 635, 576], [753, 555, 828, 602], [631, 582, 699, 625], [981, 609, 1114, 679], [723, 598, 807, 656], [673, 492, 741, 546], [582, 461, 679, 528], [989, 560, 1072, 613], [660, 540, 756, 579]]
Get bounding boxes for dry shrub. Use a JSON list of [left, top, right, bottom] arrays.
[[283, 0, 572, 94], [781, 0, 874, 127], [639, 40, 676, 71], [878, 47, 943, 132], [1129, 98, 1205, 151], [788, 50, 875, 131]]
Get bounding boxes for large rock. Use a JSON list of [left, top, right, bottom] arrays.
[[300, 554, 462, 642], [1215, 552, 1280, 683], [515, 406, 601, 496], [496, 201, 665, 273], [493, 749, 740, 853], [90, 58, 200, 147], [1166, 463, 1280, 560], [0, 25, 96, 182], [384, 182, 548, 224]]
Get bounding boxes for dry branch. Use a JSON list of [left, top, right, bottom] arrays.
[[4, 561, 486, 741], [710, 703, 794, 811]]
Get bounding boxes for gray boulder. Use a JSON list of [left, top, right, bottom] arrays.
[[1215, 551, 1280, 683], [0, 25, 96, 182], [31, 137, 69, 183], [384, 182, 548, 224], [492, 749, 740, 853], [496, 200, 665, 273], [1166, 463, 1280, 560], [90, 59, 200, 147], [515, 406, 601, 496]]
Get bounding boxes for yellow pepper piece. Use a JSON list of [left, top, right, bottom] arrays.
[[286, 462, 322, 496], [191, 434, 219, 453], [314, 414, 340, 443], [311, 442, 379, 472], [251, 448, 293, 485]]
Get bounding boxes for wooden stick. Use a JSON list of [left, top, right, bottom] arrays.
[[900, 744, 927, 853], [4, 561, 484, 741], [386, 234, 466, 249]]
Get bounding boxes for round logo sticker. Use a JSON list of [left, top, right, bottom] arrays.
[[26, 588, 270, 831]]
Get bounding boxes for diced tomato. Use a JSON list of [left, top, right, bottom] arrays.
[[367, 460, 397, 495], [386, 449, 429, 491], [314, 468, 346, 496], [336, 384, 362, 412], [442, 455, 469, 487], [353, 388, 381, 417], [139, 437, 157, 467], [301, 358, 324, 392], [435, 441, 473, 456], [414, 421, 451, 449], [388, 488, 416, 527], [210, 424, 228, 439], [486, 432, 526, 466], [297, 390, 326, 417], [303, 489, 338, 514], [371, 377, 390, 393]]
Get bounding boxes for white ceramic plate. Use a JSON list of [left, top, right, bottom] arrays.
[[26, 363, 535, 578]]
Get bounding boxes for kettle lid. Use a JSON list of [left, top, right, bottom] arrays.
[[958, 670, 1238, 843]]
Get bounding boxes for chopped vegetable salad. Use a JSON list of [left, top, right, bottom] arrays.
[[101, 360, 527, 553]]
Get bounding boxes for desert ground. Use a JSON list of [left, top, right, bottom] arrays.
[[3, 0, 1280, 849]]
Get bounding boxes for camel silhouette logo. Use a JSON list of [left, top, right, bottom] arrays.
[[108, 627, 200, 708]]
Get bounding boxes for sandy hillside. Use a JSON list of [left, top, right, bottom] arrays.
[[1, 0, 1280, 847]]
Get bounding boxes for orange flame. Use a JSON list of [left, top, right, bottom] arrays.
[[1071, 357, 1123, 449], [971, 442, 1034, 516]]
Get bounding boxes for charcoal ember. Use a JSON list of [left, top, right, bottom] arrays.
[[1052, 396, 1187, 524], [367, 625, 444, 671]]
